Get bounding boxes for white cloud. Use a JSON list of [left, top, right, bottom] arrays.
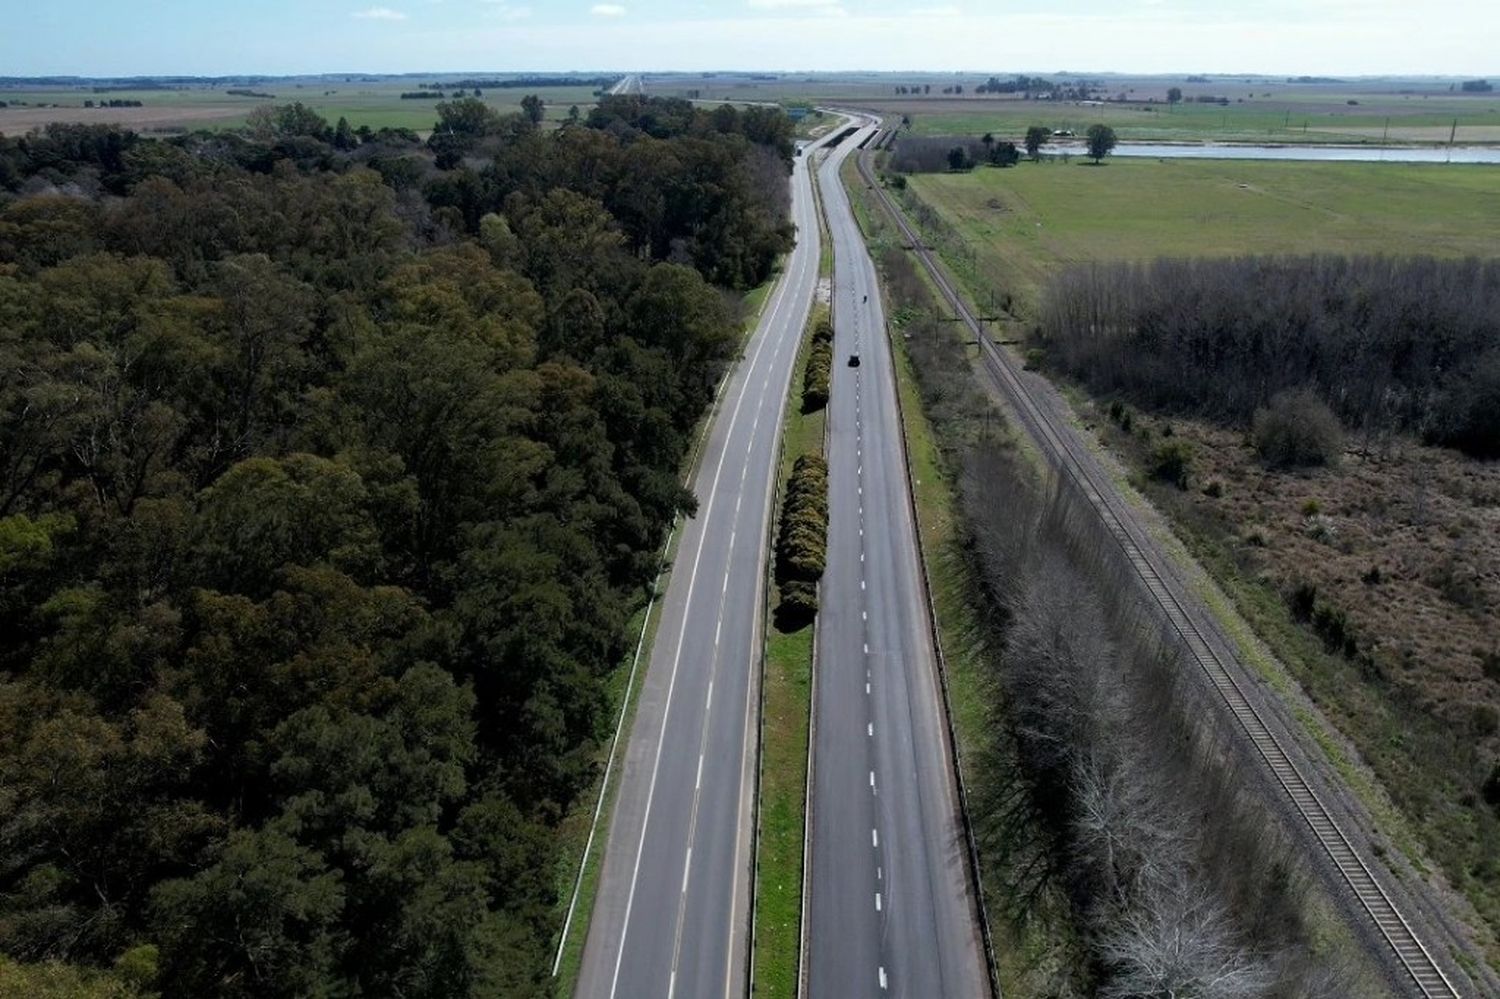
[[352, 6, 408, 19], [590, 3, 626, 15], [481, 1, 532, 19], [909, 4, 961, 14], [747, 0, 839, 7]]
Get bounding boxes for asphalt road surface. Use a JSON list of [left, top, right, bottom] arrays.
[[574, 127, 837, 999], [805, 120, 990, 998], [608, 74, 641, 95]]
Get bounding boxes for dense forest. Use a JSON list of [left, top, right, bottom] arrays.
[[1039, 256, 1500, 457], [0, 94, 794, 996]]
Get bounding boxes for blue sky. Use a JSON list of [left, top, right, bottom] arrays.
[[4, 1, 1496, 77]]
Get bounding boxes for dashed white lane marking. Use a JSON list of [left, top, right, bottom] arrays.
[[863, 643, 869, 655], [869, 770, 875, 787], [875, 892, 882, 912], [681, 847, 693, 893], [867, 722, 873, 737], [872, 829, 879, 848], [860, 552, 865, 562], [862, 610, 867, 621], [879, 967, 888, 990], [714, 618, 722, 646], [695, 753, 704, 790], [865, 682, 871, 694], [860, 579, 866, 590]]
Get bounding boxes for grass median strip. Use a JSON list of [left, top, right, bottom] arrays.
[[753, 293, 830, 998]]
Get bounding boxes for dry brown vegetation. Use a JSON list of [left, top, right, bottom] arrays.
[[1087, 403, 1500, 943]]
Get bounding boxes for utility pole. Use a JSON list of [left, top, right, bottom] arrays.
[[1448, 117, 1458, 162]]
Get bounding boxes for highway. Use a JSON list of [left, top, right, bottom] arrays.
[[573, 125, 837, 999], [805, 119, 990, 997], [608, 74, 642, 95]]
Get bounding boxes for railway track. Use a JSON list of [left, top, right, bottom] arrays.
[[852, 143, 1464, 999]]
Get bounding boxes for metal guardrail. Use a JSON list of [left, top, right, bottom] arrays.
[[855, 145, 1462, 999]]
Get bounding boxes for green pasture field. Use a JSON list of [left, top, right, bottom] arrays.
[[906, 157, 1500, 316], [0, 81, 602, 134]]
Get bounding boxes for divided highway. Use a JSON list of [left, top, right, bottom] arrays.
[[574, 126, 836, 999], [806, 119, 990, 997], [608, 74, 642, 95]]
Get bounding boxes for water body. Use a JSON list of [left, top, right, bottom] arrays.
[[1054, 142, 1500, 164]]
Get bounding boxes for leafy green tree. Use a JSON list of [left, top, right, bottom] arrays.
[[1085, 123, 1118, 163], [947, 145, 970, 171], [519, 94, 545, 126], [193, 453, 380, 595], [150, 825, 344, 997], [1167, 86, 1183, 105], [332, 115, 357, 151], [989, 141, 1021, 167], [1024, 124, 1050, 159]]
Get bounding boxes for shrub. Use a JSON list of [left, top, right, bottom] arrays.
[[775, 454, 829, 623], [777, 580, 819, 627], [803, 338, 832, 412], [1149, 439, 1193, 489], [1473, 704, 1500, 738], [1252, 389, 1343, 468], [1202, 480, 1223, 498], [1484, 763, 1500, 809], [1288, 581, 1317, 621], [1482, 650, 1500, 681]]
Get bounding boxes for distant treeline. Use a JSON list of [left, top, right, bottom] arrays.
[[82, 99, 144, 108], [0, 94, 796, 995], [1040, 256, 1500, 457], [424, 76, 616, 90], [225, 88, 274, 98], [889, 135, 1021, 172], [893, 76, 1097, 100]]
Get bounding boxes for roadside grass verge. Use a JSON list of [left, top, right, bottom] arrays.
[[550, 272, 785, 996], [752, 291, 829, 998]]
